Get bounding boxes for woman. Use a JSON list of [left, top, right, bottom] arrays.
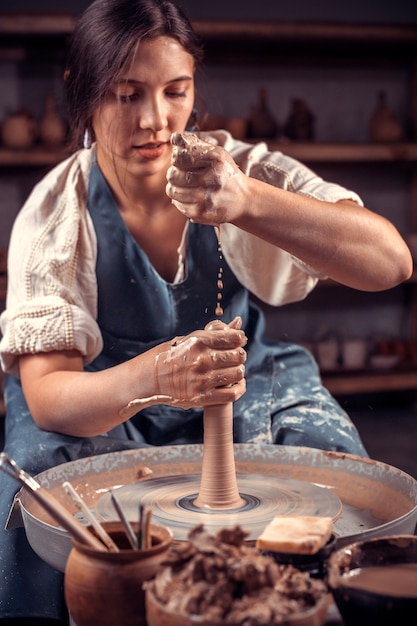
[[0, 0, 412, 622]]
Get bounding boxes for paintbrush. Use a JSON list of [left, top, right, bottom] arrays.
[[143, 506, 152, 549], [137, 501, 144, 549], [63, 481, 119, 552], [110, 490, 138, 550]]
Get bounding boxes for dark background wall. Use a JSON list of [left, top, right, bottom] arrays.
[[0, 0, 416, 347], [0, 0, 416, 23], [2, 1, 417, 477]]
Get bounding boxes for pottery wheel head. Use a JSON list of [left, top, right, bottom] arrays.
[[95, 474, 342, 541]]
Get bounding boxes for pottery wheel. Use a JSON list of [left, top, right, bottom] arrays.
[[96, 473, 342, 541]]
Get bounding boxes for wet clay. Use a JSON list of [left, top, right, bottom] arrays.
[[215, 227, 224, 317], [194, 403, 244, 509], [96, 472, 343, 541], [145, 525, 328, 626], [342, 563, 417, 597], [170, 131, 215, 168]]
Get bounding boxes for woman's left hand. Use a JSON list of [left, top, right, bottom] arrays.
[[166, 132, 247, 225], [166, 133, 413, 292]]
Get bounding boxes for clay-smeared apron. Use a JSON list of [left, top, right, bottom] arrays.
[[0, 161, 366, 620]]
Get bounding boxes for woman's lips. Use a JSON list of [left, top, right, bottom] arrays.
[[134, 142, 168, 160]]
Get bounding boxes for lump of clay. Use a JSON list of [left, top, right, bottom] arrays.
[[145, 524, 327, 625], [170, 131, 216, 168]]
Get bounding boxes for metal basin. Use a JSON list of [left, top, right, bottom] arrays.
[[7, 444, 417, 572]]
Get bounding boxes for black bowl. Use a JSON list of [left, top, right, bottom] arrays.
[[261, 534, 337, 579], [327, 535, 417, 626]]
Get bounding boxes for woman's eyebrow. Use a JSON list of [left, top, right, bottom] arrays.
[[115, 75, 193, 86]]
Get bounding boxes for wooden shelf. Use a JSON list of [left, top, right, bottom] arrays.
[[267, 142, 417, 163], [0, 13, 77, 36], [0, 17, 415, 69], [0, 143, 416, 168], [322, 368, 417, 395], [0, 147, 70, 167], [193, 20, 417, 45], [1, 14, 416, 45]]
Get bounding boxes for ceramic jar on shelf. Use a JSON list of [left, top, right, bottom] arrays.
[[38, 94, 66, 147], [1, 108, 37, 149]]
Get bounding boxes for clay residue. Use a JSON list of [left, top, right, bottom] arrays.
[[170, 131, 216, 168], [145, 525, 327, 625], [341, 563, 417, 597], [136, 466, 153, 480], [195, 403, 244, 510]]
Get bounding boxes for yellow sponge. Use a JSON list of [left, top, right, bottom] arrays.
[[256, 515, 334, 555]]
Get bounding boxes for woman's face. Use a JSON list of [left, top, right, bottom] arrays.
[[93, 36, 195, 181]]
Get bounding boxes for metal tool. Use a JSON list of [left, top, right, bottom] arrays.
[[0, 452, 106, 551]]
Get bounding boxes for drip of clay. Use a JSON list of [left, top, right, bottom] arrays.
[[216, 267, 224, 317], [215, 226, 224, 317], [194, 402, 245, 509]]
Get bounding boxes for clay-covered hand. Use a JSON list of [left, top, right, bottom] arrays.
[[119, 317, 247, 419], [155, 316, 247, 407], [166, 132, 247, 225]]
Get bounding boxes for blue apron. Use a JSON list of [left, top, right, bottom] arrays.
[[0, 160, 367, 620]]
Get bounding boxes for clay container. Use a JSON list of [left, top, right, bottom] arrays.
[[64, 521, 172, 626], [223, 117, 248, 139], [369, 91, 403, 142], [1, 109, 37, 149], [283, 98, 315, 141], [261, 534, 337, 580], [327, 534, 417, 626], [39, 94, 66, 147], [145, 585, 329, 626], [247, 87, 279, 139]]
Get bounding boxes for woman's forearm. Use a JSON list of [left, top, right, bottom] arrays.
[[167, 135, 413, 291], [19, 322, 248, 437], [233, 177, 413, 291], [19, 351, 156, 437]]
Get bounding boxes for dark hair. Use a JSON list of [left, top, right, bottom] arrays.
[[65, 0, 204, 149]]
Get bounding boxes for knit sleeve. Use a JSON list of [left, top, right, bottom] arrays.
[[0, 151, 103, 377]]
